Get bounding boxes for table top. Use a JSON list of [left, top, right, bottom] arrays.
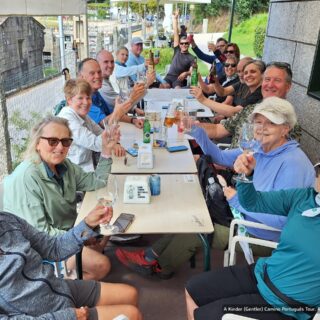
[[77, 174, 214, 235], [113, 123, 197, 174], [144, 88, 213, 118]]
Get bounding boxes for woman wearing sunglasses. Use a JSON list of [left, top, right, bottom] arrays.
[[3, 115, 120, 281], [199, 56, 239, 104]]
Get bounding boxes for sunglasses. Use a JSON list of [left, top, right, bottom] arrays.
[[40, 137, 73, 147], [266, 61, 292, 78], [226, 50, 235, 54], [224, 63, 237, 68], [180, 42, 190, 46]]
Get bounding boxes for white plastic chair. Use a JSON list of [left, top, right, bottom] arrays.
[[223, 219, 280, 267]]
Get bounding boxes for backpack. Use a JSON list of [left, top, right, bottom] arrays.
[[196, 154, 233, 227]]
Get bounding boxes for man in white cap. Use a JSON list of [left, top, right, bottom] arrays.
[[127, 37, 169, 88]]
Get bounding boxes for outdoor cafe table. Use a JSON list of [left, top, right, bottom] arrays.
[[144, 88, 214, 118], [75, 174, 214, 278], [112, 122, 197, 174]]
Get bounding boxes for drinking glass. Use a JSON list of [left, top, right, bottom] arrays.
[[182, 112, 196, 134], [103, 119, 118, 142], [95, 174, 119, 231], [234, 123, 262, 183], [163, 104, 175, 128], [137, 72, 147, 86]]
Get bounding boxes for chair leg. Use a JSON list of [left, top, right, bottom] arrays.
[[76, 249, 83, 280], [198, 234, 211, 271]]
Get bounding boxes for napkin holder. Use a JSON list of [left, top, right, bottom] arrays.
[[123, 176, 151, 204], [137, 144, 154, 169]]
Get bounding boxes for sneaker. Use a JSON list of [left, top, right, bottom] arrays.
[[115, 248, 160, 276]]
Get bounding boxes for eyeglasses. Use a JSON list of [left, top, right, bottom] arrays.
[[224, 63, 237, 68], [40, 137, 73, 147], [180, 42, 190, 46], [226, 50, 235, 54], [266, 61, 292, 78]]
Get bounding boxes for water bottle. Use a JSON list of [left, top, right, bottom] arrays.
[[206, 177, 224, 202]]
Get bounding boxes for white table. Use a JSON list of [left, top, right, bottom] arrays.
[[114, 123, 197, 174], [78, 174, 214, 235], [144, 88, 213, 118]]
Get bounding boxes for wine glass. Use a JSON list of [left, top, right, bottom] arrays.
[[95, 174, 119, 232], [234, 123, 262, 183], [137, 72, 147, 87]]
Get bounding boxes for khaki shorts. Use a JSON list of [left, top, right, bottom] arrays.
[[65, 279, 101, 320]]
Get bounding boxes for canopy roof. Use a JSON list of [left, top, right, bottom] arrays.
[[0, 0, 87, 16]]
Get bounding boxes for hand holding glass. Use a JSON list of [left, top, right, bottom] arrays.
[[235, 123, 262, 183], [95, 174, 119, 232]]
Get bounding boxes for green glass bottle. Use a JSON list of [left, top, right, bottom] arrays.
[[191, 58, 198, 86], [143, 119, 151, 143]]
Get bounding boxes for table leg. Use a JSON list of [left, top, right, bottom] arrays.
[[76, 249, 83, 279], [198, 234, 211, 271]]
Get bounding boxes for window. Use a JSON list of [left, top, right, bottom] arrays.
[[307, 32, 320, 100]]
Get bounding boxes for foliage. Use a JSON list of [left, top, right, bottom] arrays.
[[236, 0, 269, 21], [223, 13, 268, 57], [43, 67, 59, 77], [10, 111, 42, 169], [116, 0, 158, 15], [254, 25, 267, 58], [193, 0, 230, 23]]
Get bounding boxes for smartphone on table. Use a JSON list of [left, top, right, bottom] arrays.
[[113, 213, 135, 233]]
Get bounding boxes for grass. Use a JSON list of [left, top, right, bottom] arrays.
[[223, 13, 268, 57]]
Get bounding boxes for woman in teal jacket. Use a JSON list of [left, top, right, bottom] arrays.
[[185, 157, 319, 320]]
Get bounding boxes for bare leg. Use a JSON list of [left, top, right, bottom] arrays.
[[67, 246, 111, 280], [185, 288, 198, 320], [96, 282, 142, 320]]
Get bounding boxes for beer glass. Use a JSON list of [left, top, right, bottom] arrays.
[[163, 104, 175, 128]]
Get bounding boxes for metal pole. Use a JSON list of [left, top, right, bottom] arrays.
[[228, 0, 236, 42], [58, 16, 66, 69], [155, 0, 159, 47]]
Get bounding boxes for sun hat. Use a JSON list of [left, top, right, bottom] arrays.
[[250, 97, 297, 129]]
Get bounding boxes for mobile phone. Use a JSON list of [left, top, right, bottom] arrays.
[[167, 145, 188, 152], [113, 213, 135, 233], [126, 148, 138, 157]]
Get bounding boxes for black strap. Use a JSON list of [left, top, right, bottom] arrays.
[[263, 265, 316, 317]]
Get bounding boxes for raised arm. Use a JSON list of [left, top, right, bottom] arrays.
[[172, 10, 180, 47], [190, 86, 243, 117], [212, 79, 235, 97]]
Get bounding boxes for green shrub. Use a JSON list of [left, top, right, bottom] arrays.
[[44, 67, 59, 77], [254, 25, 266, 58]]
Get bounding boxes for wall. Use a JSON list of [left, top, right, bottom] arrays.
[[263, 0, 320, 164]]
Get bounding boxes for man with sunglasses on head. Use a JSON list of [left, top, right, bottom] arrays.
[[163, 10, 196, 88]]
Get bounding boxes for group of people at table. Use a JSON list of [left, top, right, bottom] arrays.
[[1, 11, 320, 320]]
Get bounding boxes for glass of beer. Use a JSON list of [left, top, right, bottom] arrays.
[[164, 104, 175, 128]]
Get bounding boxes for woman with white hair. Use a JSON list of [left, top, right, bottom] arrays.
[[115, 97, 316, 279]]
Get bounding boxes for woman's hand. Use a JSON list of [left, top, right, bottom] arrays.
[[101, 126, 120, 156], [75, 307, 89, 320], [190, 86, 205, 103], [223, 186, 237, 200], [84, 205, 113, 229], [113, 144, 126, 157], [233, 153, 256, 176]]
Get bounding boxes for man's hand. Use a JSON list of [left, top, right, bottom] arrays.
[[233, 153, 256, 176], [190, 85, 205, 103], [132, 118, 144, 129], [208, 43, 216, 52], [113, 97, 132, 121], [159, 82, 171, 89], [135, 107, 145, 116], [130, 83, 146, 105], [75, 307, 89, 320], [113, 144, 126, 157], [177, 71, 189, 81], [84, 205, 113, 229], [172, 10, 179, 20], [154, 57, 160, 65]]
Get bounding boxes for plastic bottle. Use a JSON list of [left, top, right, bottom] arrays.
[[143, 119, 151, 143], [205, 177, 224, 202]]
